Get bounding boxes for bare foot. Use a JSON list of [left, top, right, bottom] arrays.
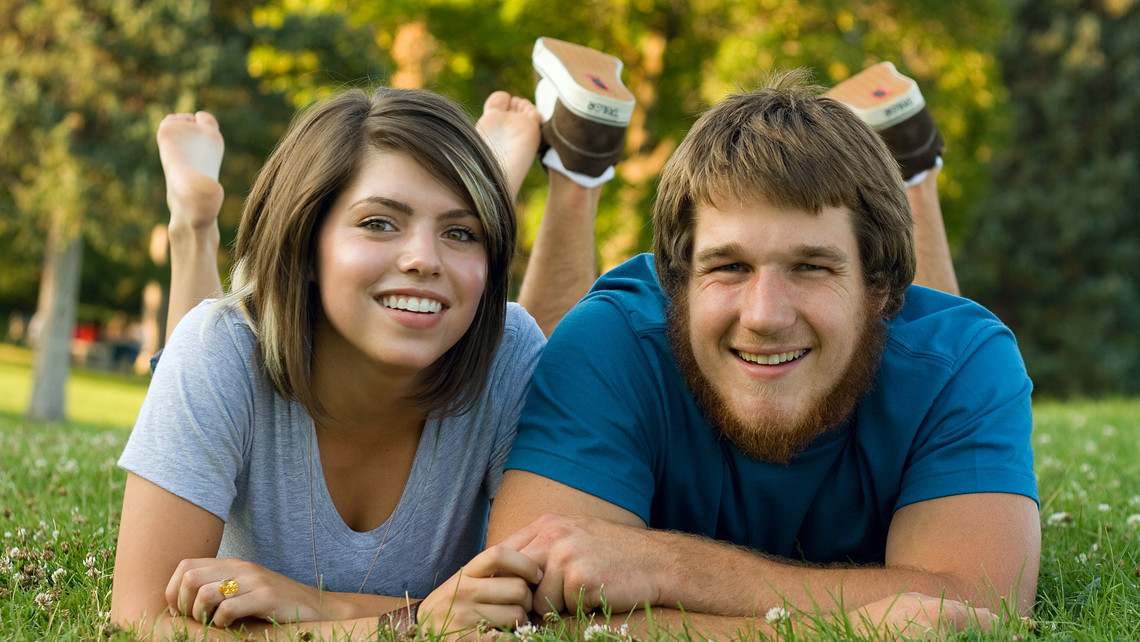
[[477, 91, 542, 200], [156, 111, 225, 234]]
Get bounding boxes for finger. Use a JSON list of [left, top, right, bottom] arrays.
[[165, 558, 214, 615], [466, 546, 543, 585], [495, 517, 546, 553], [470, 603, 530, 632], [179, 563, 225, 617], [191, 580, 227, 624], [465, 576, 534, 613], [531, 562, 566, 615]]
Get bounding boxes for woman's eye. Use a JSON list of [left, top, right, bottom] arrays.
[[364, 218, 395, 232], [444, 227, 478, 243]]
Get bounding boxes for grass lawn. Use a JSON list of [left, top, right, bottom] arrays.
[[0, 343, 1137, 640]]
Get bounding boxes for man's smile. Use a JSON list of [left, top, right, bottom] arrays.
[[733, 348, 808, 366]]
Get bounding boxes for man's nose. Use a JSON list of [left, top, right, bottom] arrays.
[[739, 270, 796, 334]]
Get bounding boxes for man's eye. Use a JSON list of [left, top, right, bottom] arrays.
[[796, 263, 829, 272], [713, 262, 745, 272]]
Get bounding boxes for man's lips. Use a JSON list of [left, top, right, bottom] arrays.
[[733, 348, 808, 365]]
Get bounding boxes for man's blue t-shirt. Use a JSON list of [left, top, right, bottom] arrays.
[[505, 254, 1036, 565]]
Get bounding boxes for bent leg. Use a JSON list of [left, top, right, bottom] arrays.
[[908, 166, 959, 296], [157, 111, 225, 340]]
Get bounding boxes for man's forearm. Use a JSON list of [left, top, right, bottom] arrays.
[[644, 528, 1015, 617]]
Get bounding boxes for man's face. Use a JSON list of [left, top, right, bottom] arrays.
[[668, 197, 886, 463]]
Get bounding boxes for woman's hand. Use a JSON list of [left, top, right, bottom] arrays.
[[418, 545, 542, 636], [166, 557, 336, 628]]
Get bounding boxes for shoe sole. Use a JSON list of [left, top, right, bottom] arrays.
[[533, 37, 635, 126], [826, 61, 925, 130]]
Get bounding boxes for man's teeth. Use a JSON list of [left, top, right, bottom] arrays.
[[381, 296, 443, 314], [737, 349, 807, 365]]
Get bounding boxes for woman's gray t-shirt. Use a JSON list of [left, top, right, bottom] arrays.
[[118, 301, 545, 599]]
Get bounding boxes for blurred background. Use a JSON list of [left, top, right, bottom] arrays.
[[1, 0, 1137, 421]]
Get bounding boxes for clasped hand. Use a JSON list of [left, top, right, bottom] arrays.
[[165, 557, 335, 627], [499, 514, 662, 615]]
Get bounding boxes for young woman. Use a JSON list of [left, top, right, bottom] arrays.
[[111, 87, 554, 640]]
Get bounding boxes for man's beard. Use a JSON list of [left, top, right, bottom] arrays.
[[666, 292, 886, 465]]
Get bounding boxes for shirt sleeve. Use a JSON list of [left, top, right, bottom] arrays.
[[505, 295, 664, 523], [895, 319, 1038, 510], [118, 303, 257, 521], [483, 303, 547, 499]]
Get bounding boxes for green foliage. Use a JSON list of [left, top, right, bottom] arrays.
[[957, 0, 1140, 397], [190, 0, 1012, 271], [0, 0, 291, 318]]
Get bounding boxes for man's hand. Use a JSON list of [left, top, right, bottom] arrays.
[[499, 514, 663, 614], [849, 592, 997, 639]]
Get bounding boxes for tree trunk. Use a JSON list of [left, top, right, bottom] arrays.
[[27, 213, 84, 423]]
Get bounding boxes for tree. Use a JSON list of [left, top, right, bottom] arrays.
[[0, 0, 291, 420], [958, 0, 1140, 397], [250, 0, 1009, 273]]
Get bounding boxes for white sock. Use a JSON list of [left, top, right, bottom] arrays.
[[541, 148, 615, 188], [906, 156, 943, 187]]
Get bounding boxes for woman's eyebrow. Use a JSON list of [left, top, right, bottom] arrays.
[[350, 196, 413, 214], [350, 196, 475, 220]]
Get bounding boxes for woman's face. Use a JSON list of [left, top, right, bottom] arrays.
[[313, 150, 488, 378]]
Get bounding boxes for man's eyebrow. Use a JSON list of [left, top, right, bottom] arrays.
[[349, 196, 476, 220], [693, 243, 747, 266], [794, 244, 851, 265]]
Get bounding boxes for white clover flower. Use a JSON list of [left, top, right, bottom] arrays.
[[583, 623, 609, 641], [1126, 514, 1140, 528], [513, 622, 538, 641], [1098, 504, 1111, 512], [1036, 433, 1052, 445], [34, 592, 54, 610], [1102, 424, 1117, 437], [1046, 512, 1073, 526], [52, 567, 67, 583], [0, 556, 10, 574], [765, 606, 790, 625]]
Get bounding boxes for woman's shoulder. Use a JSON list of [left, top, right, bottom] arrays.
[[155, 300, 262, 382], [502, 302, 547, 351], [476, 303, 545, 398]]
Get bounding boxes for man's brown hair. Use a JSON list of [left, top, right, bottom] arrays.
[[652, 69, 915, 318]]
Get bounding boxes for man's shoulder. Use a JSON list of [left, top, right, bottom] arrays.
[[887, 286, 1014, 365], [867, 285, 1031, 423], [573, 253, 670, 333]]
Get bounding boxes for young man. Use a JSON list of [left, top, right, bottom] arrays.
[[487, 69, 1038, 639]]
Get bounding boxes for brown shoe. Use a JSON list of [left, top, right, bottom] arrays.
[[533, 37, 635, 178], [826, 61, 944, 181]]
